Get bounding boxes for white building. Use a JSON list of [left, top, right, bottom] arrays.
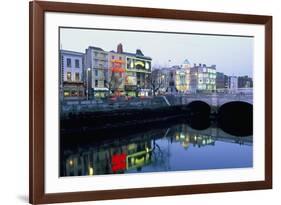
[[190, 64, 216, 93], [228, 76, 238, 93], [85, 46, 109, 98]]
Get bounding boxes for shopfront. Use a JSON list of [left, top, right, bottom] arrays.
[[124, 85, 137, 97], [62, 82, 85, 100], [92, 87, 110, 98]]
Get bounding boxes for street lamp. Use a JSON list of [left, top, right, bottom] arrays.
[[87, 68, 91, 100]]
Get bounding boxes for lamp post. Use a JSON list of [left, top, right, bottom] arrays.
[[87, 68, 91, 100]]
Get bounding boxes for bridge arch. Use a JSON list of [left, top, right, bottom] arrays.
[[185, 100, 211, 130], [186, 100, 211, 115], [218, 101, 253, 136]]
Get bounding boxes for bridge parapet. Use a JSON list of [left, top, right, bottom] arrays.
[[179, 93, 253, 107]]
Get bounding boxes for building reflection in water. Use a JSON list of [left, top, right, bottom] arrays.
[[61, 123, 253, 177]]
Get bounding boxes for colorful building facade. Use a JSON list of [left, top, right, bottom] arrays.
[[121, 45, 152, 97], [108, 51, 126, 96]]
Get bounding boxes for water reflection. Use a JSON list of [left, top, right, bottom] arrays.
[[60, 123, 253, 177]]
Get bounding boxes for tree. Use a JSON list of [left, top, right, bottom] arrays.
[[148, 69, 165, 96]]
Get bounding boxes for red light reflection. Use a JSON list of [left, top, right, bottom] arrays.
[[111, 153, 126, 172]]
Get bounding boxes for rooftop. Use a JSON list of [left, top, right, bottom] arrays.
[[88, 46, 104, 51], [122, 51, 152, 60], [60, 49, 84, 56]]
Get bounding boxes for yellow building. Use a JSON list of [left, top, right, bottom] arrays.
[[176, 59, 191, 92], [175, 69, 190, 92]]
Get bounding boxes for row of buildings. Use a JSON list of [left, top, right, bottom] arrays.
[[151, 61, 217, 95], [60, 43, 152, 100], [60, 43, 253, 100], [151, 62, 253, 96]]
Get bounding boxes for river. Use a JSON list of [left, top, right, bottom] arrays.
[[60, 122, 253, 176]]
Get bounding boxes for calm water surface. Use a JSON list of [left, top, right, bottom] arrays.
[[60, 123, 253, 176]]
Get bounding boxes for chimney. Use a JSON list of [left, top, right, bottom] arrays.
[[117, 43, 123, 53]]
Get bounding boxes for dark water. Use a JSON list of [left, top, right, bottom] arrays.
[[60, 122, 253, 177]]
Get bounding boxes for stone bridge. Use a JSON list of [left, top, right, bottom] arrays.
[[177, 93, 252, 107], [61, 89, 253, 115]]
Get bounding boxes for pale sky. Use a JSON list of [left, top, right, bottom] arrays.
[[60, 27, 253, 77]]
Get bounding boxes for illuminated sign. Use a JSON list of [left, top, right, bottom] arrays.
[[127, 57, 151, 71], [135, 61, 150, 70], [135, 61, 145, 67]]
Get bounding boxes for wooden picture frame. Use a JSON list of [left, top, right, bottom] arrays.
[[29, 1, 272, 204]]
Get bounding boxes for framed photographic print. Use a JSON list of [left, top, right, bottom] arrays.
[[29, 1, 272, 204]]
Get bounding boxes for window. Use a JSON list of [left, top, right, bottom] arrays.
[[64, 91, 70, 97], [95, 70, 98, 77], [71, 90, 78, 96], [75, 59, 79, 68], [127, 58, 134, 69], [104, 80, 107, 87], [75, 73, 80, 81], [145, 62, 150, 70], [199, 84, 206, 90], [95, 80, 98, 87], [67, 72, 71, 81], [181, 76, 185, 84], [119, 56, 122, 60], [66, 58, 71, 67], [112, 56, 115, 59]]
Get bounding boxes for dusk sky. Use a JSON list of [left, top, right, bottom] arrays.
[[60, 28, 253, 77]]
